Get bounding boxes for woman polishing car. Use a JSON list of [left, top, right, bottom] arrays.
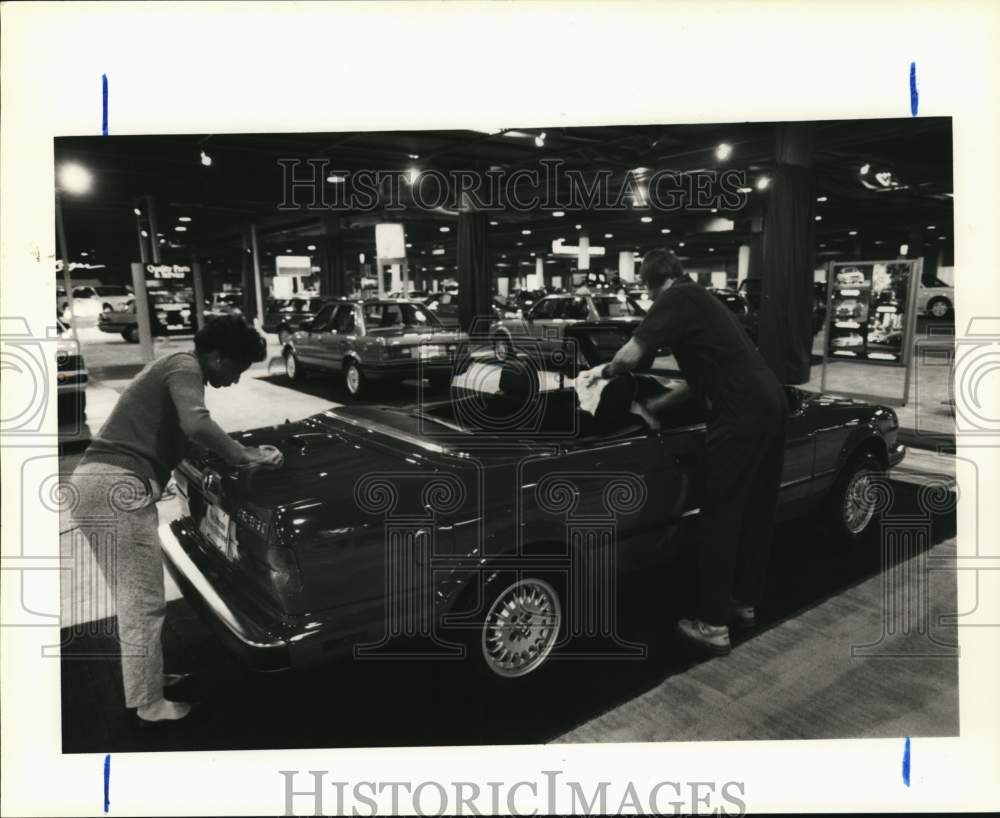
[[69, 316, 283, 725]]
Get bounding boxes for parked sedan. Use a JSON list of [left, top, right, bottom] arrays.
[[98, 291, 196, 342], [916, 276, 954, 319], [262, 296, 325, 344], [162, 322, 904, 679], [490, 292, 646, 360], [282, 298, 466, 397]]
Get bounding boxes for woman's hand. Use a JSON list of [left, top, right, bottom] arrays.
[[238, 445, 284, 469]]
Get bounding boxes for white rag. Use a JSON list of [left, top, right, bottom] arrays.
[[574, 366, 610, 415]]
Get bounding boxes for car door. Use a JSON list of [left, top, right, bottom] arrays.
[[322, 303, 358, 372], [295, 303, 337, 367], [521, 296, 559, 341], [776, 388, 817, 519]]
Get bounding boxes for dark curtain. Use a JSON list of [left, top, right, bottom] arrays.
[[759, 163, 816, 384], [319, 233, 344, 297], [457, 211, 491, 334], [240, 224, 255, 320]]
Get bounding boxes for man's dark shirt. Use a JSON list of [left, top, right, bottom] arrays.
[[632, 276, 785, 427]]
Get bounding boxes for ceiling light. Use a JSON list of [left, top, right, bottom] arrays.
[[432, 248, 445, 255], [900, 244, 909, 255], [408, 153, 419, 159], [534, 131, 546, 148], [530, 252, 536, 257], [326, 174, 346, 183], [159, 239, 166, 245], [604, 233, 613, 239], [640, 216, 653, 223], [489, 220, 498, 226], [678, 242, 685, 247], [434, 265, 444, 271], [200, 150, 213, 167], [661, 228, 671, 234], [709, 247, 715, 253], [710, 208, 718, 214], [755, 176, 770, 191], [521, 229, 532, 235], [140, 230, 148, 237], [816, 196, 828, 203], [405, 243, 412, 248], [737, 187, 752, 194], [359, 253, 366, 263], [133, 207, 142, 216], [79, 252, 88, 257], [575, 224, 582, 230], [860, 163, 870, 175], [178, 216, 192, 222], [849, 230, 858, 236], [286, 249, 293, 253], [408, 168, 420, 185], [439, 226, 450, 233], [553, 211, 565, 217], [307, 244, 316, 251], [926, 225, 936, 229], [715, 143, 732, 161], [175, 226, 187, 232], [815, 216, 822, 221], [938, 236, 946, 240], [57, 163, 93, 195], [516, 241, 523, 246]]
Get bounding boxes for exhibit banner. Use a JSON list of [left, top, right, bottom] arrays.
[[820, 258, 922, 405]]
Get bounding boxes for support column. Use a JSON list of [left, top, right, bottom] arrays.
[[534, 257, 545, 289], [737, 244, 751, 285], [249, 223, 265, 328], [191, 256, 206, 330], [145, 195, 162, 264], [759, 122, 817, 384], [456, 211, 490, 333], [317, 214, 345, 297], [618, 250, 635, 283], [240, 224, 254, 318], [577, 233, 591, 272]]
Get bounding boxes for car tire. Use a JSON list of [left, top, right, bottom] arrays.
[[927, 297, 952, 320], [284, 350, 306, 382], [457, 571, 564, 681], [344, 360, 366, 398], [122, 326, 139, 343], [827, 451, 884, 541], [493, 333, 512, 362]]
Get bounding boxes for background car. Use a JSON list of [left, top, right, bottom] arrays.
[[55, 317, 87, 422], [205, 290, 244, 318], [282, 298, 466, 397], [262, 295, 324, 343], [162, 321, 904, 680], [425, 292, 505, 328], [490, 292, 646, 360], [58, 284, 133, 320], [916, 275, 954, 319], [98, 290, 197, 342]]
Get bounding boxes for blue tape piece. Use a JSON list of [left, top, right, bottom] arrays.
[[909, 62, 919, 117], [102, 74, 109, 135], [103, 753, 111, 812], [902, 737, 911, 787]]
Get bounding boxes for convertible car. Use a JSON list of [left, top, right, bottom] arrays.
[[162, 324, 905, 680]]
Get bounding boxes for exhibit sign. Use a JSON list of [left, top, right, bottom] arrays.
[[820, 258, 922, 405]]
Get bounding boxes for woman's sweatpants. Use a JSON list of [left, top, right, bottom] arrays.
[[69, 461, 165, 709]]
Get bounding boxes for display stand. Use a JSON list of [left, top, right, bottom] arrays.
[[819, 258, 921, 406]]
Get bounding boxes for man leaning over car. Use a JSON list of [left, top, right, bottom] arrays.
[[596, 248, 788, 655]]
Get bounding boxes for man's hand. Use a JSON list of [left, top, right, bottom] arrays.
[[239, 445, 284, 469]]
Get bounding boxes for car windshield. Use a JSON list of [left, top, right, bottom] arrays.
[[363, 302, 442, 330], [94, 286, 129, 296], [593, 295, 644, 317]]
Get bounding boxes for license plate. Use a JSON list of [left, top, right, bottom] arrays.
[[199, 504, 238, 560], [418, 345, 443, 359]]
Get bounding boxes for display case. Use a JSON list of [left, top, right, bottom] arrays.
[[820, 259, 921, 405]]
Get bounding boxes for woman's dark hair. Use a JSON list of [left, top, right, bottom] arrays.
[[194, 315, 267, 367], [639, 248, 685, 289]]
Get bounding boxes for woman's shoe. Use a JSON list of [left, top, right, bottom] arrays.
[[676, 618, 732, 655]]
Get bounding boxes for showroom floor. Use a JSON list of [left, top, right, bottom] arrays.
[[57, 325, 959, 753]]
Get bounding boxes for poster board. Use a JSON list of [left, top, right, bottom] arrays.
[[819, 258, 922, 405]]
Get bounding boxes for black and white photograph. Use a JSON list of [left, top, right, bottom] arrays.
[[2, 3, 998, 817]]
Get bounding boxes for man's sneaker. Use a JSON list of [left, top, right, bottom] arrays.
[[730, 601, 756, 628], [676, 618, 731, 655]]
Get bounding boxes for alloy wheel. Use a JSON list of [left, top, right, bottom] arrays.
[[843, 470, 876, 535], [481, 579, 561, 678]]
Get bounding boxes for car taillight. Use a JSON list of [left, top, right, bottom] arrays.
[[266, 547, 302, 594], [236, 506, 270, 539]]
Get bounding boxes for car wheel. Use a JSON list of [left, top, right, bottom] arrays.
[[122, 326, 139, 343], [344, 361, 365, 398], [928, 298, 952, 319], [828, 452, 884, 541], [476, 576, 562, 680], [284, 350, 305, 381], [493, 334, 512, 361]]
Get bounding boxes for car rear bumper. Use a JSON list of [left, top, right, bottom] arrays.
[[160, 518, 376, 671]]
